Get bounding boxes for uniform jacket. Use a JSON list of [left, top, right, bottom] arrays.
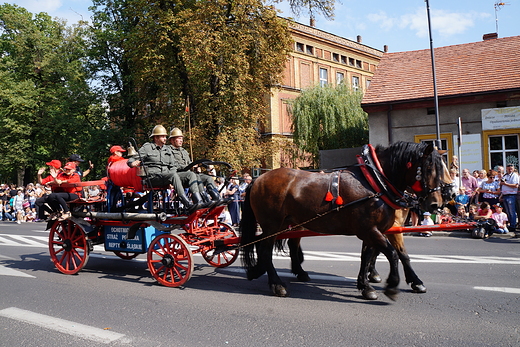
[[170, 146, 192, 170], [127, 142, 176, 175]]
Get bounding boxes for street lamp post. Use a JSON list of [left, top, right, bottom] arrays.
[[425, 0, 442, 150]]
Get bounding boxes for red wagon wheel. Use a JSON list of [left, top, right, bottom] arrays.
[[147, 233, 193, 287], [201, 222, 239, 268], [113, 251, 139, 260], [48, 220, 89, 275]]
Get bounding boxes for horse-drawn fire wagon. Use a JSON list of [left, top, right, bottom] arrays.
[[46, 142, 488, 298]]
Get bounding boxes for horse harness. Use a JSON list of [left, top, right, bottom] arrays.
[[229, 145, 439, 251]]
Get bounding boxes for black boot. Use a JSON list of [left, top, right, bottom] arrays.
[[208, 188, 223, 205], [178, 193, 199, 215], [191, 192, 212, 209]]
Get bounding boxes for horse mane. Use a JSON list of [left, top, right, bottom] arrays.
[[375, 141, 444, 191]]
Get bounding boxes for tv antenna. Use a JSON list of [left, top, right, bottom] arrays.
[[494, 2, 509, 36]]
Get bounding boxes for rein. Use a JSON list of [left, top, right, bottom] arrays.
[[236, 193, 381, 251]]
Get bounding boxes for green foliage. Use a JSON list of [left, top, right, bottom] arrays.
[[122, 0, 292, 169], [290, 83, 368, 167], [0, 4, 103, 183]]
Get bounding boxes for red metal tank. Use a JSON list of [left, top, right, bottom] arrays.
[[107, 159, 143, 191]]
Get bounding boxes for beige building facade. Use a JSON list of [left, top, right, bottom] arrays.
[[261, 21, 383, 170]]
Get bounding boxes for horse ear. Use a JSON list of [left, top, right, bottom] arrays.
[[423, 143, 434, 157]]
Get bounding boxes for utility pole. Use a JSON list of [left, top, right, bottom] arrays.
[[425, 0, 442, 150]]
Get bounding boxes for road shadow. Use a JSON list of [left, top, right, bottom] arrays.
[[1, 251, 398, 305]]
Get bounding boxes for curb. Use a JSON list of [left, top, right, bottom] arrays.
[[404, 230, 519, 238]]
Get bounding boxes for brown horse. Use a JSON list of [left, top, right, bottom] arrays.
[[240, 141, 446, 300], [271, 151, 455, 300], [358, 158, 455, 299]]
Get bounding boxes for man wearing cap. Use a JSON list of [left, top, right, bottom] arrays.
[[168, 127, 221, 205], [46, 162, 82, 220], [127, 125, 203, 214], [500, 164, 519, 232], [35, 160, 62, 221], [108, 145, 126, 165], [68, 154, 94, 179]]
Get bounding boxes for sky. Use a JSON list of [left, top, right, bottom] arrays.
[[5, 0, 519, 52]]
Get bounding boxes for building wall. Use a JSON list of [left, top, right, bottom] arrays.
[[368, 97, 520, 172], [263, 21, 383, 170]]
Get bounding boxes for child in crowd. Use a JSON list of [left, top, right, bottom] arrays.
[[454, 187, 470, 210], [468, 204, 479, 220], [420, 211, 434, 237], [438, 207, 453, 224], [491, 204, 509, 234], [476, 201, 493, 220], [24, 207, 36, 222], [457, 205, 469, 219]]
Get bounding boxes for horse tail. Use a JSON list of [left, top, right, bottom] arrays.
[[240, 180, 258, 271]]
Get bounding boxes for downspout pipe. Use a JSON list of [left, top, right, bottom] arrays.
[[387, 104, 393, 145]]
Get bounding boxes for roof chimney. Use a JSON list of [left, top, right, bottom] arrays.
[[383, 45, 388, 53], [310, 17, 316, 27], [483, 33, 498, 40], [357, 35, 362, 43]]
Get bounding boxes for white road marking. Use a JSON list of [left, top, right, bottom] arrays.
[[473, 286, 520, 294], [1, 234, 520, 265], [0, 265, 35, 278], [8, 235, 47, 246], [0, 307, 126, 344]]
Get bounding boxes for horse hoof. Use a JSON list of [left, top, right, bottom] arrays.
[[411, 284, 427, 293], [296, 272, 311, 282], [384, 287, 399, 301], [271, 284, 287, 297], [361, 288, 378, 300], [368, 274, 382, 283]]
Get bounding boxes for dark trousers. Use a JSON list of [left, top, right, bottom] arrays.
[[35, 195, 53, 219], [47, 192, 79, 213]]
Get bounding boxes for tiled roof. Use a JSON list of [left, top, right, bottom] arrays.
[[362, 35, 520, 106]]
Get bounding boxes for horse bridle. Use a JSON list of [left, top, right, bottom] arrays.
[[407, 150, 446, 203]]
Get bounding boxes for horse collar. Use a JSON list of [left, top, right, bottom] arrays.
[[357, 145, 409, 210]]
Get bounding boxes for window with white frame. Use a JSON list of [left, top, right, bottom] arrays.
[[489, 134, 519, 169], [352, 76, 359, 90], [319, 68, 328, 87], [336, 72, 344, 85]]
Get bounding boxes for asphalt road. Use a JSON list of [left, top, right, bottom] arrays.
[[1, 221, 520, 347]]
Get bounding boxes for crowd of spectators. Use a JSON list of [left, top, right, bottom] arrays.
[[425, 162, 519, 236], [1, 183, 45, 223]]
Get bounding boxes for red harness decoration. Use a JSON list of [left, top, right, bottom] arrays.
[[357, 155, 403, 210], [324, 171, 344, 205]]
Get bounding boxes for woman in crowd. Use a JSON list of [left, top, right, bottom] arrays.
[[476, 170, 500, 208]]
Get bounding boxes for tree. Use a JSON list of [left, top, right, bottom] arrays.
[[0, 4, 101, 184], [290, 83, 368, 168], [122, 0, 293, 169]]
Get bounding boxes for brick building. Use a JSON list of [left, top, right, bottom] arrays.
[[362, 34, 520, 172], [261, 21, 383, 170]]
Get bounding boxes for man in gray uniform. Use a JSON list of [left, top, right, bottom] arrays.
[[127, 125, 203, 214], [168, 128, 221, 204]]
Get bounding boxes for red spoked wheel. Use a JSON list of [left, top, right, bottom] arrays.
[[113, 251, 139, 260], [48, 220, 89, 275], [201, 222, 239, 268], [147, 233, 193, 287]]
